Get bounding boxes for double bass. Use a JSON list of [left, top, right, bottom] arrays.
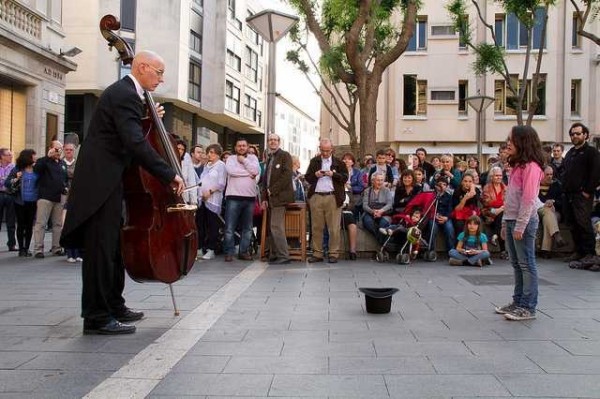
[[100, 15, 198, 309]]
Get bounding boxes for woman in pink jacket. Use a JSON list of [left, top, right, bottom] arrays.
[[495, 125, 545, 321]]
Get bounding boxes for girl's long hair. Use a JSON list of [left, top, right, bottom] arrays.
[[463, 215, 483, 246], [508, 125, 546, 169]]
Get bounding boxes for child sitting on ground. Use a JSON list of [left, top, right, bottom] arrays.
[[448, 215, 491, 267]]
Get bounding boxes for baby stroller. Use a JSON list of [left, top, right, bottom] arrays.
[[375, 191, 439, 264]]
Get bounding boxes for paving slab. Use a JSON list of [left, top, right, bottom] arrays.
[[1, 236, 600, 398]]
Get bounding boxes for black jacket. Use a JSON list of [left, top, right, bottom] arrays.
[[33, 156, 67, 202], [561, 142, 600, 195], [61, 76, 175, 247]]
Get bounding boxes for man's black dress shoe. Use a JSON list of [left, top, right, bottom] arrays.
[[8, 246, 18, 252], [83, 319, 136, 335], [328, 257, 338, 264], [115, 309, 144, 322], [307, 256, 323, 263]]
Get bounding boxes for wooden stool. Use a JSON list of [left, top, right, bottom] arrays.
[[260, 202, 307, 261]]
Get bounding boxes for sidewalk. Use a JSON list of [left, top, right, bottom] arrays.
[[0, 237, 599, 398]]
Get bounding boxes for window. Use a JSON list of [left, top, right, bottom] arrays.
[[257, 65, 263, 90], [228, 0, 242, 30], [430, 90, 455, 101], [497, 8, 546, 50], [494, 80, 506, 114], [494, 74, 546, 116], [190, 10, 203, 54], [458, 80, 468, 115], [246, 12, 260, 44], [458, 15, 468, 50], [494, 14, 504, 47], [118, 39, 135, 79], [50, 0, 62, 24], [407, 17, 427, 51], [226, 49, 241, 71], [244, 46, 258, 82], [571, 79, 581, 116], [403, 75, 427, 116], [244, 94, 257, 121], [120, 0, 136, 32], [572, 12, 582, 48], [431, 25, 454, 36], [193, 0, 203, 6], [189, 61, 202, 102], [225, 81, 240, 114]]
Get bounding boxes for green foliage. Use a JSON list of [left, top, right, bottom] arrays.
[[286, 50, 310, 74], [472, 43, 506, 76], [446, 0, 472, 46]]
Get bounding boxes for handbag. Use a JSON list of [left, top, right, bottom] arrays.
[[6, 178, 20, 196], [253, 195, 263, 217]]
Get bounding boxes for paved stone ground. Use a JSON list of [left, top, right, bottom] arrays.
[[0, 235, 599, 398]]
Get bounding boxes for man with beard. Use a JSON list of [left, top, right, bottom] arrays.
[[223, 138, 260, 262], [561, 123, 600, 266]]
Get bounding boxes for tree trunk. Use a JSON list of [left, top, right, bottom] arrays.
[[358, 75, 381, 157]]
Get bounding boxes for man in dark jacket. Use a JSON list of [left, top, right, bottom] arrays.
[[305, 138, 348, 263], [61, 51, 184, 335], [561, 122, 600, 264], [32, 141, 67, 258], [261, 133, 294, 264]]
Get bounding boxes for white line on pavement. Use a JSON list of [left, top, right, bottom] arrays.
[[82, 261, 268, 399]]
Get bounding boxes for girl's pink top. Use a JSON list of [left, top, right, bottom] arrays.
[[503, 162, 543, 233]]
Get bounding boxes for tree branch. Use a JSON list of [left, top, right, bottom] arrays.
[[375, 1, 418, 73], [293, 0, 355, 83], [345, 0, 372, 75]]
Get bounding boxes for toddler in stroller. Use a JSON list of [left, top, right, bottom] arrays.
[[376, 191, 439, 264]]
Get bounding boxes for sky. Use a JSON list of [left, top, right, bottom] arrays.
[[260, 0, 322, 121]]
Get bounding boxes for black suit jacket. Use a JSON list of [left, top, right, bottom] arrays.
[[61, 76, 175, 246]]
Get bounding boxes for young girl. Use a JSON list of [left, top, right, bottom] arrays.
[[448, 215, 491, 267], [495, 125, 545, 321]]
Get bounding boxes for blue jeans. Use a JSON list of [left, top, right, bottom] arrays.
[[362, 213, 390, 244], [448, 249, 490, 265], [505, 218, 539, 312], [431, 219, 455, 251], [224, 198, 254, 256]]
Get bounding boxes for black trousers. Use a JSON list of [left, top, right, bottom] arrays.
[[198, 203, 223, 251], [81, 186, 125, 324], [563, 192, 595, 256], [0, 192, 16, 248], [14, 201, 36, 251]]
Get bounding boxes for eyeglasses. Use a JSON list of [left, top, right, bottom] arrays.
[[268, 138, 279, 142], [144, 63, 165, 77], [569, 131, 584, 136]]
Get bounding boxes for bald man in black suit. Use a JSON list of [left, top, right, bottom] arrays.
[[62, 51, 184, 335]]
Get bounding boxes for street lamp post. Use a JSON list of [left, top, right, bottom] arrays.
[[246, 10, 299, 147], [466, 94, 494, 162]]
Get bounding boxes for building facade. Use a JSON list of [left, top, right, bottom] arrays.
[[62, 0, 269, 151], [324, 1, 600, 160], [0, 0, 77, 155], [275, 94, 319, 170]]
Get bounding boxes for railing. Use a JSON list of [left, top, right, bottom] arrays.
[[0, 0, 42, 40]]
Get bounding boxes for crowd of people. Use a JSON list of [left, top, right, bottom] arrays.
[[1, 119, 599, 326], [1, 123, 599, 271]]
